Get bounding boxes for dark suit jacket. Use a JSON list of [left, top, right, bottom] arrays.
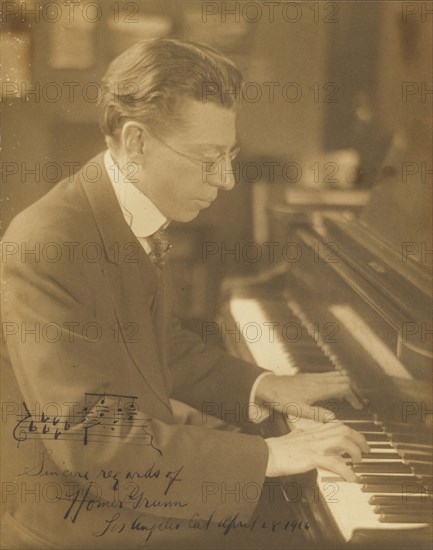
[[1, 153, 269, 548]]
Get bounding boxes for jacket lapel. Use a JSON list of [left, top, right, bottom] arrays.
[[149, 265, 175, 393], [79, 153, 172, 412]]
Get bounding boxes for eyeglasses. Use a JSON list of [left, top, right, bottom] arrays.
[[144, 128, 240, 166]]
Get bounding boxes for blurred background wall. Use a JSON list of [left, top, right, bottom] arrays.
[[2, 0, 431, 329]]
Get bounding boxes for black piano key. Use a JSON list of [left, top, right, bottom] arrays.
[[374, 505, 432, 515], [338, 413, 374, 422], [396, 443, 433, 452], [352, 463, 413, 474], [411, 464, 433, 476], [369, 494, 433, 505], [334, 404, 373, 420], [342, 422, 384, 432], [379, 514, 432, 524], [357, 475, 418, 484], [363, 477, 432, 494], [392, 438, 432, 451], [387, 420, 424, 429], [362, 484, 412, 493], [418, 478, 433, 487], [402, 452, 433, 462], [361, 452, 400, 459]]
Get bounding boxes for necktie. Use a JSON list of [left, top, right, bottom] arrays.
[[147, 228, 172, 268]]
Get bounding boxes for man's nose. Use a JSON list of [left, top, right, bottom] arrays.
[[202, 160, 236, 191]]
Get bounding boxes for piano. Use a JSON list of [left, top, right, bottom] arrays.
[[219, 128, 433, 548]]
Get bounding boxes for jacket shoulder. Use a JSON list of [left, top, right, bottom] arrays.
[[3, 155, 105, 244]]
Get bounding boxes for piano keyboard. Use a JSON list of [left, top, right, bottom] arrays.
[[292, 417, 432, 541], [229, 297, 299, 375], [228, 296, 433, 542]]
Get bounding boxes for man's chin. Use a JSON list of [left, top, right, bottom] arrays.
[[171, 210, 201, 223]]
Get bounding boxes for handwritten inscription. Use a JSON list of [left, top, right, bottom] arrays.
[[93, 511, 309, 542], [11, 394, 310, 546], [12, 393, 161, 454], [18, 449, 186, 521], [19, 449, 90, 480], [61, 482, 188, 526], [15, 448, 310, 544]]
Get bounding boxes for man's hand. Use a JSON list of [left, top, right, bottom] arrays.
[[265, 420, 369, 481], [255, 372, 362, 421]]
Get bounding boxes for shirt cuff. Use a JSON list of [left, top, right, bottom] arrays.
[[247, 372, 276, 423]]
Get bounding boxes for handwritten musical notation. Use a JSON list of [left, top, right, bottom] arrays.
[[12, 393, 161, 454]]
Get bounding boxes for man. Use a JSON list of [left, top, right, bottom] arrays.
[[1, 38, 367, 549]]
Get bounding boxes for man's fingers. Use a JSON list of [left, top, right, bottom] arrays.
[[303, 405, 336, 422], [344, 390, 364, 409], [325, 438, 362, 464], [341, 426, 370, 454], [309, 373, 352, 392], [305, 421, 370, 455], [319, 422, 369, 454], [316, 455, 358, 483], [285, 404, 337, 424], [292, 372, 356, 404]]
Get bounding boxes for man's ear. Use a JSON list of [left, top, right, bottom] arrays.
[[121, 122, 148, 162]]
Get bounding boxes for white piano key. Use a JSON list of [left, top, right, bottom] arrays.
[[229, 298, 299, 375], [317, 476, 430, 542]]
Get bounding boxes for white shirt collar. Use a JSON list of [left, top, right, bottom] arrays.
[[103, 149, 168, 238]]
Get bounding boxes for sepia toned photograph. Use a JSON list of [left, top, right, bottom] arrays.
[[1, 1, 432, 549]]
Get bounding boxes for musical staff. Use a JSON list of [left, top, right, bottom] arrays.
[[12, 393, 161, 454]]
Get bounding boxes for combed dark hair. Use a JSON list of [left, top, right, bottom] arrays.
[[98, 38, 243, 148]]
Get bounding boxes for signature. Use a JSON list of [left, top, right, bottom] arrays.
[[61, 480, 187, 526]]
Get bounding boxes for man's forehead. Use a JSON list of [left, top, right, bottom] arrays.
[[176, 100, 237, 147]]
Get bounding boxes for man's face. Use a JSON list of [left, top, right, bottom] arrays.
[[136, 100, 238, 222]]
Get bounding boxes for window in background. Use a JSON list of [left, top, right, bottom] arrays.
[[50, 4, 95, 69], [1, 8, 32, 99]]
